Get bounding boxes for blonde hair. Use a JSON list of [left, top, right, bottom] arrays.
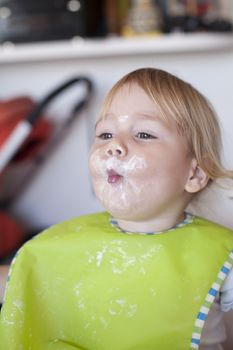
[[101, 68, 233, 180]]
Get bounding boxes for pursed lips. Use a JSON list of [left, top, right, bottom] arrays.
[[107, 169, 123, 184]]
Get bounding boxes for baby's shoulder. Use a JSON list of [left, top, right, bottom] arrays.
[[192, 216, 233, 241], [21, 212, 109, 250]]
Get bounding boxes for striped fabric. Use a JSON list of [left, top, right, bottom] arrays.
[[191, 250, 233, 349], [110, 212, 194, 235]]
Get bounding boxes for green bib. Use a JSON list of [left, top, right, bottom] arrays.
[[0, 212, 233, 350]]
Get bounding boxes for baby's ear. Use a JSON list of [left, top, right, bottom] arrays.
[[185, 159, 209, 193]]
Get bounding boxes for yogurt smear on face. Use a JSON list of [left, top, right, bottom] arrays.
[[89, 152, 148, 217]]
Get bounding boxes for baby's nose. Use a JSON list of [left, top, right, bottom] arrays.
[[105, 140, 127, 157]]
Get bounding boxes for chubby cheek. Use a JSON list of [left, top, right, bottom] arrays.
[[89, 148, 104, 179]]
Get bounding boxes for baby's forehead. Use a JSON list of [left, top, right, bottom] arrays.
[[98, 81, 189, 133], [100, 85, 157, 119]]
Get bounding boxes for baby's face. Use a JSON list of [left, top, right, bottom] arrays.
[[89, 83, 193, 222]]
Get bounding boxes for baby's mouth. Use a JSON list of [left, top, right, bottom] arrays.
[[107, 169, 123, 184]]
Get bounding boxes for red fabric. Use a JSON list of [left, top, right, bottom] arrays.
[[0, 96, 53, 162], [0, 96, 53, 258], [0, 97, 35, 127], [0, 211, 24, 258], [0, 117, 53, 162]]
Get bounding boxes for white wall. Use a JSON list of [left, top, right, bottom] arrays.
[[0, 42, 233, 231]]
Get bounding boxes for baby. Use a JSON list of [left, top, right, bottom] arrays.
[[0, 68, 233, 350]]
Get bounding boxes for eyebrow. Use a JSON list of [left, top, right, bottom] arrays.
[[95, 118, 103, 130], [95, 114, 114, 129], [95, 112, 169, 130], [132, 113, 170, 129]]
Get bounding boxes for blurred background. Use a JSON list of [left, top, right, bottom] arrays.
[[0, 1, 232, 245], [0, 0, 233, 346], [0, 0, 233, 42], [0, 0, 233, 254]]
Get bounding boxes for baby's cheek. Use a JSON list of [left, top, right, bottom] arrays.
[[89, 150, 103, 176], [129, 164, 154, 183], [125, 155, 148, 178]]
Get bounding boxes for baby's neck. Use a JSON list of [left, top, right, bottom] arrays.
[[116, 212, 186, 234]]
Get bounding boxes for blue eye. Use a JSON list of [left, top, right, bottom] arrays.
[[97, 133, 113, 140], [136, 132, 156, 139]]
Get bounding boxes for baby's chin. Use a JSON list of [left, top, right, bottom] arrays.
[[92, 177, 148, 220], [101, 199, 132, 218], [100, 198, 148, 222]]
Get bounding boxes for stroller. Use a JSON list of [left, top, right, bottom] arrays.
[[0, 76, 93, 260]]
